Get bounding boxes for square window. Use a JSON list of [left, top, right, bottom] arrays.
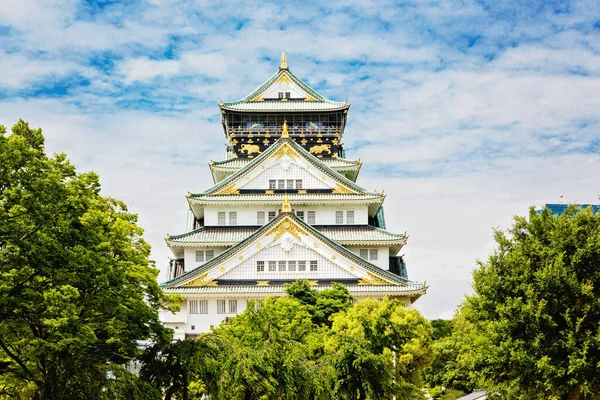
[[278, 92, 284, 99], [257, 261, 265, 272], [278, 180, 285, 189], [217, 300, 226, 314], [310, 261, 318, 271], [218, 212, 226, 226], [288, 261, 296, 271], [285, 92, 291, 99], [360, 249, 369, 259], [229, 212, 237, 225], [268, 211, 277, 221], [336, 211, 344, 224], [296, 211, 304, 221], [295, 180, 302, 189], [257, 211, 265, 225], [298, 261, 306, 271], [347, 211, 354, 224], [307, 211, 315, 224], [229, 299, 238, 314], [195, 250, 204, 262], [269, 180, 276, 189], [268, 261, 277, 271], [278, 261, 286, 272], [369, 249, 378, 260], [205, 250, 215, 260], [287, 179, 294, 189]]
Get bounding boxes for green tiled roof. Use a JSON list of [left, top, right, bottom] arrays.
[[163, 284, 426, 296], [221, 68, 348, 112], [161, 212, 422, 289], [194, 137, 374, 197], [167, 225, 406, 246], [212, 156, 361, 171], [188, 193, 383, 205]]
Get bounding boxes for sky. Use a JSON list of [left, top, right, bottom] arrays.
[[1, 0, 599, 319]]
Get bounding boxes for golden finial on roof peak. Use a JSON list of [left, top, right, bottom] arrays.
[[281, 193, 292, 213], [281, 120, 289, 138], [280, 50, 288, 70]]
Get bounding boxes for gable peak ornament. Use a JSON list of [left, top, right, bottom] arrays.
[[281, 120, 289, 138], [280, 50, 288, 70], [281, 193, 292, 213]]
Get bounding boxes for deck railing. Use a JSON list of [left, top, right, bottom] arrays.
[[227, 125, 342, 137]]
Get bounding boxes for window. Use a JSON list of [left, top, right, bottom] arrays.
[[278, 261, 286, 272], [195, 250, 214, 262], [269, 180, 276, 189], [360, 249, 377, 261], [277, 179, 285, 189], [298, 261, 306, 271], [257, 211, 265, 225], [347, 211, 354, 224], [218, 212, 226, 225], [229, 299, 238, 314], [198, 300, 208, 314], [310, 261, 318, 271], [288, 261, 296, 271], [296, 211, 304, 221], [307, 211, 315, 224], [189, 299, 198, 314], [229, 212, 237, 225], [278, 92, 284, 99], [287, 179, 294, 189], [336, 211, 344, 224], [295, 180, 302, 189], [369, 249, 378, 260], [257, 261, 265, 272], [217, 300, 226, 314], [268, 211, 277, 221], [285, 92, 291, 99], [268, 261, 277, 271], [190, 300, 207, 314]]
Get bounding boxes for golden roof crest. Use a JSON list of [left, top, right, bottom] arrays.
[[280, 50, 287, 69]]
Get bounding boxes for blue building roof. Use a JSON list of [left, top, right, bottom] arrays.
[[540, 204, 600, 216]]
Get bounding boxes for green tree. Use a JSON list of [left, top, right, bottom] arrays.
[[0, 120, 175, 399], [285, 280, 354, 327], [459, 205, 600, 399], [327, 298, 434, 400]]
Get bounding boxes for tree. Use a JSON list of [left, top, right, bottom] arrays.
[[285, 280, 354, 327], [459, 205, 600, 399], [327, 298, 434, 400], [0, 120, 175, 399]]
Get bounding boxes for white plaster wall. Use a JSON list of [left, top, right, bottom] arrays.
[[203, 205, 369, 226], [240, 163, 331, 190], [183, 247, 228, 272], [347, 246, 389, 270], [262, 79, 308, 99]]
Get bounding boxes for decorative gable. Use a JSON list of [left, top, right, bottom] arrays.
[[252, 71, 316, 101], [165, 213, 406, 289]]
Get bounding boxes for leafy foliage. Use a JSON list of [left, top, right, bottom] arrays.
[[143, 281, 434, 399], [456, 205, 600, 399], [0, 121, 175, 399]]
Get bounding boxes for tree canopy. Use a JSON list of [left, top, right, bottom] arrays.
[[0, 120, 174, 399], [452, 205, 600, 399], [141, 281, 434, 399]]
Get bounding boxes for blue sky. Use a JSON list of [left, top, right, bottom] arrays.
[[1, 0, 599, 318]]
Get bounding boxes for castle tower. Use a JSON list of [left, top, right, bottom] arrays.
[[161, 53, 427, 339]]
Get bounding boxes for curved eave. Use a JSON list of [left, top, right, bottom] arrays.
[[163, 284, 427, 297], [188, 193, 385, 205], [220, 103, 350, 113]]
